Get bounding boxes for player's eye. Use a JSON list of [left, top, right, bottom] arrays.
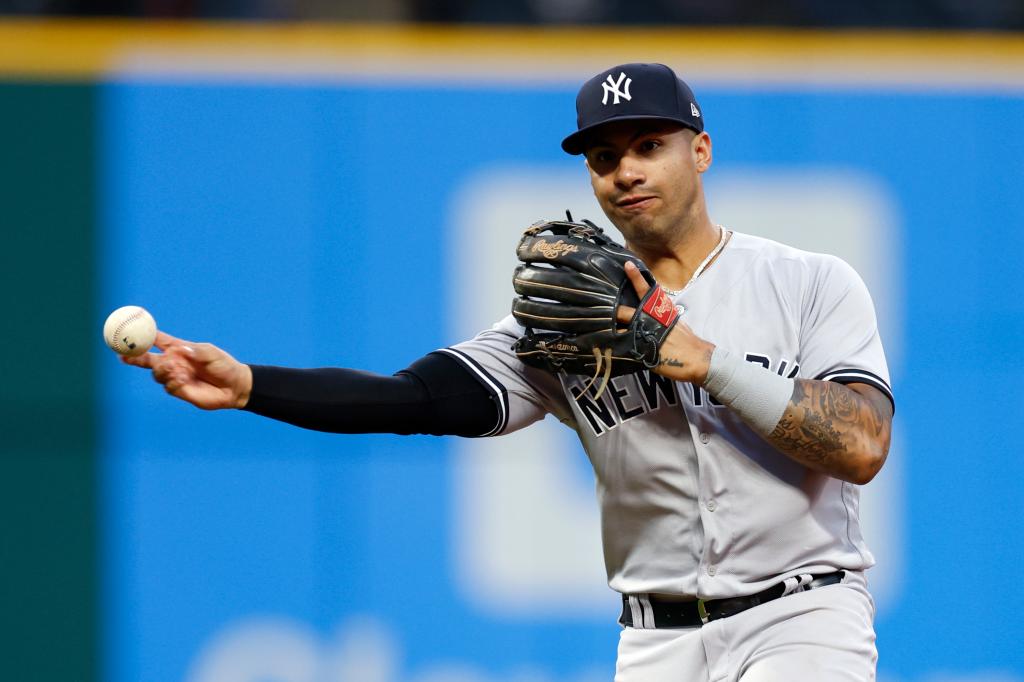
[[587, 149, 617, 167], [638, 139, 661, 153]]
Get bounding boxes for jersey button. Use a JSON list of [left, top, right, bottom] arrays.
[[706, 499, 717, 512], [707, 564, 718, 576], [699, 432, 710, 444]]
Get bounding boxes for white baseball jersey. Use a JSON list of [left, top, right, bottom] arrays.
[[442, 231, 894, 600]]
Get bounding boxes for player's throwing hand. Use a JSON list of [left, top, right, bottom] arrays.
[[121, 331, 252, 410]]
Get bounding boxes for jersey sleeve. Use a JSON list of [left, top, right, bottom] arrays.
[[441, 315, 574, 436], [799, 255, 895, 412]]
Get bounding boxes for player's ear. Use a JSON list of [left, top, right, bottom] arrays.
[[693, 131, 712, 173]]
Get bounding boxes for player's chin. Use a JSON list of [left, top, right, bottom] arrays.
[[612, 211, 660, 239]]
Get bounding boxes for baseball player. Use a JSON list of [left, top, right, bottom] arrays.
[[125, 63, 893, 681]]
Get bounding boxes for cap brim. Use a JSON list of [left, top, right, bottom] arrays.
[[561, 115, 701, 155]]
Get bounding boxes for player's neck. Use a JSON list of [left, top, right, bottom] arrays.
[[633, 218, 724, 293]]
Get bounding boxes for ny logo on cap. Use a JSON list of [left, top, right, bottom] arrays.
[[601, 72, 632, 105]]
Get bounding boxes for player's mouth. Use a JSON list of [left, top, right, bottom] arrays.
[[616, 195, 657, 211]]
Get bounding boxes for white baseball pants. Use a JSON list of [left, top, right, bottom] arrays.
[[614, 571, 877, 682]]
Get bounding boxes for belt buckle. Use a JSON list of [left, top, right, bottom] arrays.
[[697, 598, 710, 625]]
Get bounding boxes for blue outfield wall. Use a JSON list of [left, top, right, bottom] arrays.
[[99, 79, 1024, 682]]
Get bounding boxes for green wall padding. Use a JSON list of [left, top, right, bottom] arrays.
[[0, 82, 98, 682]]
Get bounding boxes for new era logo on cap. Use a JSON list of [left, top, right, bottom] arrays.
[[562, 63, 705, 155]]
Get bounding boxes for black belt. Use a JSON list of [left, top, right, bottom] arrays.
[[619, 570, 846, 629]]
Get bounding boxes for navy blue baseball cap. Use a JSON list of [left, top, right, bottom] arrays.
[[561, 63, 704, 155]]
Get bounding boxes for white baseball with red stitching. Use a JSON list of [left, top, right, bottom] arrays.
[[103, 305, 157, 357]]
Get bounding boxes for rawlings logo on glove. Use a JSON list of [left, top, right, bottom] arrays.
[[511, 216, 680, 400], [532, 239, 580, 259], [642, 286, 679, 327]]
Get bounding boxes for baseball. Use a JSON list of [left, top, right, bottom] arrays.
[[103, 305, 158, 357]]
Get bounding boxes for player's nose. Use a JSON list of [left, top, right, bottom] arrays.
[[614, 155, 645, 189]]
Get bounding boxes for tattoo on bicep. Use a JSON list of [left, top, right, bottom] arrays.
[[862, 394, 888, 437], [768, 379, 889, 467], [822, 382, 859, 424], [790, 378, 808, 404], [769, 380, 850, 464]]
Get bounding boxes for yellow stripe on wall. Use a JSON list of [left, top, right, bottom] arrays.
[[1, 19, 1023, 89]]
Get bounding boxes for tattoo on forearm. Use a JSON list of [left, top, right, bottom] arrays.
[[660, 357, 684, 367], [770, 410, 846, 465], [767, 379, 891, 479]]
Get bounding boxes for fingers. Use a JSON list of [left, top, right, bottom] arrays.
[[122, 333, 200, 370], [159, 338, 223, 364], [153, 331, 194, 352], [117, 331, 234, 409], [625, 261, 652, 298], [121, 344, 196, 386], [139, 344, 191, 388], [117, 329, 223, 408], [164, 376, 191, 398], [617, 261, 652, 325], [187, 342, 223, 363], [151, 360, 169, 385], [121, 352, 157, 369], [120, 331, 191, 368]]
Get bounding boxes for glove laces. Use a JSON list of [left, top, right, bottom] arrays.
[[577, 347, 614, 401]]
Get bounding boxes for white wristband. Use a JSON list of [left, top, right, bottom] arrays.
[[702, 347, 794, 437]]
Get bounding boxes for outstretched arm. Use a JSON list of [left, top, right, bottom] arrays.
[[121, 332, 500, 437]]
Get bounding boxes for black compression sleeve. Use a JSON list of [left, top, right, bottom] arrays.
[[241, 351, 501, 437]]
